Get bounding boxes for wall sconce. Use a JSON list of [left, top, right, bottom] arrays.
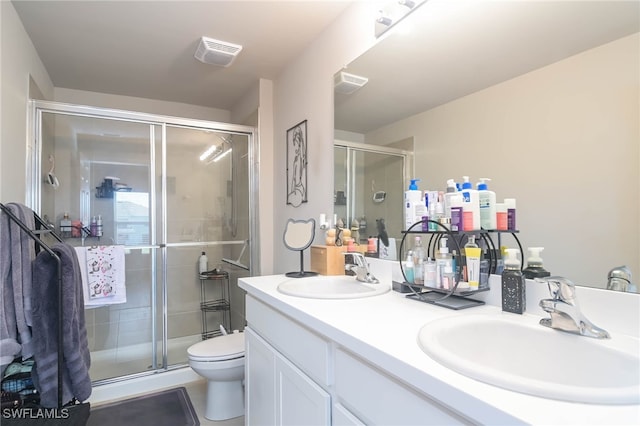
[[375, 0, 427, 38]]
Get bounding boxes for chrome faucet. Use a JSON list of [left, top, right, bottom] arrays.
[[344, 252, 379, 284], [536, 276, 610, 339]]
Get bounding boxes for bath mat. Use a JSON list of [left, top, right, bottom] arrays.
[[87, 387, 199, 426]]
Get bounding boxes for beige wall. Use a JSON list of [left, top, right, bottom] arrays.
[[0, 1, 54, 202], [365, 34, 640, 287], [271, 2, 380, 274]]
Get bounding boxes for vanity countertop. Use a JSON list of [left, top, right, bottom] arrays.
[[239, 273, 640, 425]]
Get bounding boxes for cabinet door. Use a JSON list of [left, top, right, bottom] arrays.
[[245, 327, 277, 426], [277, 354, 330, 426], [332, 403, 365, 426]]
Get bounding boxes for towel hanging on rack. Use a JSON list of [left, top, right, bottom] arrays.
[[31, 242, 91, 408], [0, 203, 35, 374]]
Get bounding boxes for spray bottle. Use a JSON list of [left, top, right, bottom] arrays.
[[502, 248, 525, 314], [477, 178, 497, 230], [522, 247, 551, 279]]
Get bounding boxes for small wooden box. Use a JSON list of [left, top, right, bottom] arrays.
[[310, 244, 366, 276]]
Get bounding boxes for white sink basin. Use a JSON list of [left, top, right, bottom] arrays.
[[277, 275, 389, 299], [417, 313, 640, 404]]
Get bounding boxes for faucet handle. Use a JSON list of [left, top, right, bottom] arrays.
[[535, 276, 577, 301]]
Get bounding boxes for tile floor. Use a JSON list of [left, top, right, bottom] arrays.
[[184, 379, 245, 426]]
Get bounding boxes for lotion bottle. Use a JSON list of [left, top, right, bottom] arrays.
[[477, 178, 497, 230], [404, 179, 422, 230], [501, 248, 525, 314]]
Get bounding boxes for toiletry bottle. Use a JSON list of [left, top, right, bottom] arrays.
[[463, 235, 478, 281], [199, 251, 208, 274], [522, 247, 551, 279], [504, 198, 517, 230], [461, 176, 480, 231], [60, 212, 72, 238], [501, 248, 526, 314], [477, 178, 497, 230], [404, 250, 415, 284], [443, 179, 458, 219], [404, 179, 422, 230], [436, 237, 453, 289], [412, 236, 426, 285], [424, 258, 437, 287], [449, 193, 463, 231], [90, 216, 98, 237], [495, 203, 508, 230], [96, 215, 103, 237]]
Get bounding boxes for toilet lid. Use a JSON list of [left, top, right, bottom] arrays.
[[188, 332, 245, 361]]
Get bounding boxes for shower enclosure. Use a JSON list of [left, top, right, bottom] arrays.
[[334, 140, 412, 244], [27, 101, 258, 384]]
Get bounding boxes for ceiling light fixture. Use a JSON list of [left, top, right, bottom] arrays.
[[375, 0, 427, 38]]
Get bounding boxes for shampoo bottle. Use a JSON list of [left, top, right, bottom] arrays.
[[198, 251, 208, 274], [501, 248, 526, 314], [477, 178, 497, 230]]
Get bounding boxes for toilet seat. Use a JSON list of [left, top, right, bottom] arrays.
[[188, 332, 245, 362]]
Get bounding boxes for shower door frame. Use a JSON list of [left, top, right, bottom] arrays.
[[26, 100, 260, 384], [334, 139, 413, 241]]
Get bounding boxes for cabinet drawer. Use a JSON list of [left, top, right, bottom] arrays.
[[334, 348, 470, 425], [246, 296, 330, 387]]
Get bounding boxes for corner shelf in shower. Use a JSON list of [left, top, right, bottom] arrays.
[[199, 272, 231, 340]]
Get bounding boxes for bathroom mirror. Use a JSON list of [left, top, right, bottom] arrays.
[[334, 0, 639, 291]]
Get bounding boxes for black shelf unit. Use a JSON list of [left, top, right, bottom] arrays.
[[199, 272, 231, 340], [398, 219, 523, 310]]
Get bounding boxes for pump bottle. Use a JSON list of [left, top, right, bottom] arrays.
[[404, 179, 422, 230], [522, 247, 551, 279], [501, 248, 526, 314], [477, 178, 497, 230]]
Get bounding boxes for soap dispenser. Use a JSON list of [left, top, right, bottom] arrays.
[[522, 247, 551, 279], [501, 248, 526, 314]]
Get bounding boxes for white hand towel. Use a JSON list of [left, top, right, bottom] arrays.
[[75, 246, 127, 307]]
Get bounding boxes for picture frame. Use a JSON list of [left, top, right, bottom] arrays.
[[286, 119, 308, 206]]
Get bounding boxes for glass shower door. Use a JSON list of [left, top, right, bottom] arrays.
[[35, 110, 162, 382], [164, 126, 250, 367], [334, 142, 409, 244]]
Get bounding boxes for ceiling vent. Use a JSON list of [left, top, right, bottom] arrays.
[[334, 71, 369, 94], [195, 36, 243, 67]]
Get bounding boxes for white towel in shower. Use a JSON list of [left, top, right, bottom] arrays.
[[75, 246, 126, 307]]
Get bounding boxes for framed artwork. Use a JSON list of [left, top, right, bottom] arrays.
[[286, 120, 308, 206]]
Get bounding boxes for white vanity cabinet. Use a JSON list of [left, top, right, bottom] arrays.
[[245, 294, 468, 426], [245, 296, 331, 426]]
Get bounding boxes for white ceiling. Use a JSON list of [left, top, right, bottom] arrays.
[[12, 0, 354, 111]]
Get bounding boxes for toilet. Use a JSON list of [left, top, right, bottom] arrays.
[[187, 332, 245, 421]]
